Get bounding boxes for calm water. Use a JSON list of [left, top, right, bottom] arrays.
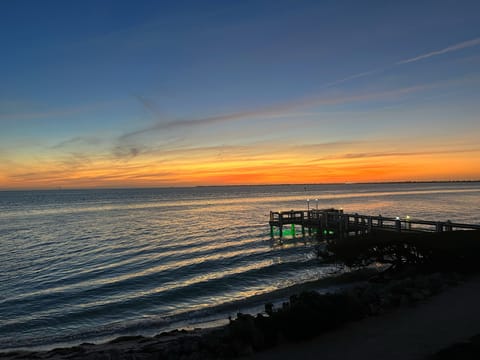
[[1, 182, 479, 350]]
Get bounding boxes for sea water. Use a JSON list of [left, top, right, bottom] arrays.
[[0, 182, 479, 350]]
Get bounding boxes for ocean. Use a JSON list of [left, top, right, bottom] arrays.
[[1, 182, 479, 351]]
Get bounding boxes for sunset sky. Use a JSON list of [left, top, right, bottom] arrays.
[[1, 0, 480, 189]]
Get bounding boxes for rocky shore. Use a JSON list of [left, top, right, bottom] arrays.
[[0, 270, 465, 360]]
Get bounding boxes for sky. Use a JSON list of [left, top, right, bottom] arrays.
[[1, 0, 480, 189]]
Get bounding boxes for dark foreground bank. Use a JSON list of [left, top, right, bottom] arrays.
[[249, 273, 480, 360]]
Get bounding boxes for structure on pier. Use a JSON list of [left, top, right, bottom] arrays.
[[269, 208, 480, 240]]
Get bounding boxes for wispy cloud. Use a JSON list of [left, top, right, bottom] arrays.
[[51, 136, 102, 149], [133, 94, 164, 115], [316, 37, 480, 92], [120, 82, 440, 142], [312, 148, 480, 162], [112, 144, 144, 159], [6, 155, 175, 188], [321, 68, 387, 89], [397, 37, 480, 65], [115, 37, 480, 158]]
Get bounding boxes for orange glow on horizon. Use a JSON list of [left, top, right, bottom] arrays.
[[1, 145, 479, 190]]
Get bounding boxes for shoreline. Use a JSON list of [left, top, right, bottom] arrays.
[[3, 227, 480, 359], [1, 268, 466, 360], [0, 267, 379, 357], [2, 180, 480, 192]]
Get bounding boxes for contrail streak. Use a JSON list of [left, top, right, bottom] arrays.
[[397, 37, 480, 64]]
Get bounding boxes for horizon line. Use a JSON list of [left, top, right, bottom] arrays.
[[1, 179, 480, 192]]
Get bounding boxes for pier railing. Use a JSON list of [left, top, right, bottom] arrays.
[[269, 209, 480, 239]]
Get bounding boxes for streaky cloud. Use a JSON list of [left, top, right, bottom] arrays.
[[51, 136, 101, 149], [133, 94, 164, 115], [321, 68, 387, 89], [397, 37, 480, 65], [312, 148, 480, 162], [170, 23, 473, 88], [112, 144, 144, 159], [119, 107, 287, 141], [120, 82, 440, 141], [314, 37, 480, 93], [117, 36, 480, 148]]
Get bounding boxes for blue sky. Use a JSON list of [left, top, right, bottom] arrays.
[[1, 0, 480, 188]]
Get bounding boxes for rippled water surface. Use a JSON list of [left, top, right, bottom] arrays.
[[1, 183, 479, 350]]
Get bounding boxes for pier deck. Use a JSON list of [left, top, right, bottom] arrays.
[[269, 208, 480, 239]]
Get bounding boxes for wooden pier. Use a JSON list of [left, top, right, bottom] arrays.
[[269, 208, 480, 239]]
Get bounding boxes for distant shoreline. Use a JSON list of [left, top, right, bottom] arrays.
[[194, 180, 480, 188], [1, 180, 480, 192]]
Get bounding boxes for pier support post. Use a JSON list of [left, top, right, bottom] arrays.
[[445, 220, 452, 231], [301, 212, 305, 237], [270, 226, 274, 238], [344, 215, 349, 237], [436, 222, 443, 232], [395, 218, 401, 232], [354, 214, 359, 236], [339, 216, 344, 239]]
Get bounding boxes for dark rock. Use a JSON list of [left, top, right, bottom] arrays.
[[264, 302, 274, 315], [410, 291, 425, 302], [108, 335, 145, 344]]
